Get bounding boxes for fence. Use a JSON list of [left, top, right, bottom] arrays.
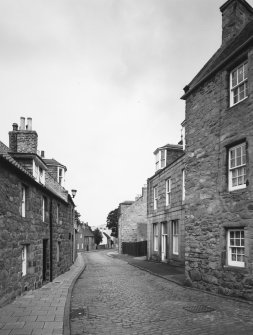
[[122, 241, 147, 257]]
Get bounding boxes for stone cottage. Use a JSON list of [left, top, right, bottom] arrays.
[[147, 141, 185, 265], [118, 187, 147, 255], [0, 117, 75, 306], [76, 223, 95, 252], [182, 0, 253, 299]]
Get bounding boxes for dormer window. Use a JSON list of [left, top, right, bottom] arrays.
[[33, 161, 45, 185], [58, 167, 65, 186], [155, 149, 166, 171]]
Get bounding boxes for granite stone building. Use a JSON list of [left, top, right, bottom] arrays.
[[0, 117, 75, 306], [118, 187, 147, 254], [182, 0, 253, 299], [147, 142, 185, 265], [76, 223, 95, 252]]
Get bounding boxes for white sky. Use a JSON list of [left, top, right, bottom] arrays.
[[1, 0, 250, 226]]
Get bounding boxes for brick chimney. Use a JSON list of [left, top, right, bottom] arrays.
[[220, 0, 253, 46], [9, 117, 38, 154]]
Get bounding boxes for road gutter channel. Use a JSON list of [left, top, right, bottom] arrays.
[[63, 255, 87, 335]]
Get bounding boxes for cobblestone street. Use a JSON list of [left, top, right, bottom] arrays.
[[70, 250, 253, 335]]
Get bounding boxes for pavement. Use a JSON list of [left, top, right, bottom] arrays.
[[0, 253, 85, 335], [1, 249, 252, 335]]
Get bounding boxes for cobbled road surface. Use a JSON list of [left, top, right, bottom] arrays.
[[70, 250, 253, 335]]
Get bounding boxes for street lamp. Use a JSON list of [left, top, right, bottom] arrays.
[[71, 189, 77, 198]]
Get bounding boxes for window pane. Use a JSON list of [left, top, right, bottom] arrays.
[[244, 62, 248, 79], [238, 65, 244, 83], [235, 231, 240, 238], [232, 70, 237, 87]]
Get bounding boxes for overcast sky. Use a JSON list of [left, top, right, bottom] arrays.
[[1, 0, 249, 226]]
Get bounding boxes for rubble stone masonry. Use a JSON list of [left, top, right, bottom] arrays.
[[184, 46, 253, 300], [0, 159, 73, 306]]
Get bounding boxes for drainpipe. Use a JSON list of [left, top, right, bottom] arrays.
[[49, 199, 53, 282]]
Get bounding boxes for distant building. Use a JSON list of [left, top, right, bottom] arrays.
[[182, 0, 253, 299], [147, 142, 185, 265], [118, 187, 148, 255], [76, 223, 95, 252], [0, 117, 75, 306]]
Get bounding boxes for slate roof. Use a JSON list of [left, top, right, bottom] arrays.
[[181, 20, 253, 99], [0, 141, 33, 178], [43, 158, 66, 169]]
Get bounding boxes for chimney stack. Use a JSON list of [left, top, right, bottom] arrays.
[[9, 117, 38, 154], [220, 0, 253, 46]]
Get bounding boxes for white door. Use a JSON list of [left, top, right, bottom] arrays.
[[161, 223, 167, 261]]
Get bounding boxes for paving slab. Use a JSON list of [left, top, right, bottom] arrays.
[[0, 254, 85, 335]]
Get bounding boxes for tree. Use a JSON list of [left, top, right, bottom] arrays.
[[106, 208, 119, 237], [74, 210, 82, 228], [93, 228, 103, 246]]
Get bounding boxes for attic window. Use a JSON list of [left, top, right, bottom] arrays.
[[155, 149, 166, 171], [58, 167, 64, 186], [230, 61, 248, 107]]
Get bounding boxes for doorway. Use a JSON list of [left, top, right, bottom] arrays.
[[161, 223, 167, 261], [42, 239, 48, 281]]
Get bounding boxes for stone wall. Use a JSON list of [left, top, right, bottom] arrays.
[[147, 155, 185, 264], [0, 158, 73, 306], [184, 47, 253, 300], [118, 189, 147, 254]]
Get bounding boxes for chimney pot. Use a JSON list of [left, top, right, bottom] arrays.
[[27, 117, 32, 130], [20, 117, 25, 130], [12, 123, 18, 131], [41, 150, 45, 158]]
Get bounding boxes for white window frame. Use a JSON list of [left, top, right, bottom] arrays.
[[153, 224, 158, 251], [81, 243, 84, 249], [42, 197, 46, 222], [153, 186, 158, 210], [182, 169, 185, 202], [21, 186, 26, 217], [172, 220, 179, 255], [21, 245, 28, 276], [56, 204, 59, 223], [230, 61, 248, 107], [58, 167, 65, 186], [228, 143, 246, 191], [227, 229, 245, 267], [155, 149, 167, 171], [165, 178, 171, 207], [56, 242, 60, 262]]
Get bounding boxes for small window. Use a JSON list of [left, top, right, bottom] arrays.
[[21, 185, 26, 217], [80, 234, 82, 238], [153, 224, 158, 251], [56, 204, 59, 223], [230, 61, 248, 106], [22, 245, 29, 276], [56, 242, 60, 262], [81, 243, 83, 249], [153, 186, 158, 210], [228, 143, 246, 191], [77, 243, 79, 250], [172, 220, 179, 255], [227, 229, 245, 267], [165, 178, 171, 206], [182, 169, 185, 202], [42, 197, 47, 222]]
